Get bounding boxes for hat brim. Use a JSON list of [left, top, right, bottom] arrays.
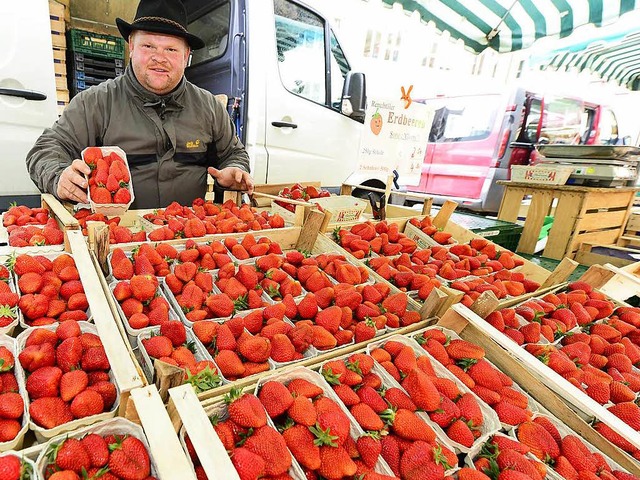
[[116, 17, 205, 50]]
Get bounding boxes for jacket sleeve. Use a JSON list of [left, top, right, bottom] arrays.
[[210, 96, 251, 173], [25, 93, 100, 196]]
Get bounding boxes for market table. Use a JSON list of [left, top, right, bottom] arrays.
[[496, 181, 640, 260]]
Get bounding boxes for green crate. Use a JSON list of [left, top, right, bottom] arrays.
[[68, 29, 125, 60], [447, 211, 523, 252]]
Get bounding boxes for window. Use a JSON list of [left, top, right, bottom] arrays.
[[274, 0, 325, 104], [274, 0, 348, 111], [518, 97, 541, 143], [539, 98, 583, 145], [425, 96, 499, 143], [187, 1, 231, 65]]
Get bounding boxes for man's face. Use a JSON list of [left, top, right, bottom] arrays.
[[129, 30, 190, 95]]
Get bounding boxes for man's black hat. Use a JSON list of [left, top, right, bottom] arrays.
[[116, 0, 205, 50]]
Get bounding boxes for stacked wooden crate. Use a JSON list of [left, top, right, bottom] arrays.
[[49, 0, 69, 116]]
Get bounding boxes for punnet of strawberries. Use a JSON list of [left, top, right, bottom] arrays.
[[18, 322, 117, 430], [275, 183, 331, 213], [3, 204, 64, 247], [0, 344, 25, 444], [334, 222, 417, 259], [184, 387, 299, 480], [83, 147, 132, 205], [142, 199, 285, 240], [42, 430, 155, 480], [319, 353, 459, 478], [9, 253, 90, 327], [415, 328, 536, 427], [0, 453, 35, 480], [370, 337, 494, 450], [74, 208, 147, 244]]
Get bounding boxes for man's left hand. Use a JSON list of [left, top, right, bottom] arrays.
[[208, 166, 254, 195]]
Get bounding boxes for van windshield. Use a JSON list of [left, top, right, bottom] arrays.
[[425, 96, 499, 143], [539, 97, 583, 144]]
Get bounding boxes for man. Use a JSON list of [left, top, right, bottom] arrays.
[[26, 0, 253, 208]]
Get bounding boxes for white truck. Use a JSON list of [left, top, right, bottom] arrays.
[[1, 0, 385, 209]]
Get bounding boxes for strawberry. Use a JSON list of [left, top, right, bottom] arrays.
[[258, 381, 294, 418], [205, 293, 235, 318], [350, 402, 384, 431], [29, 396, 73, 429], [399, 441, 446, 480], [226, 388, 267, 428], [0, 455, 23, 480], [318, 445, 357, 479], [26, 365, 62, 399], [283, 424, 321, 470], [516, 420, 560, 462], [289, 394, 318, 426], [60, 369, 89, 402], [401, 369, 441, 412], [243, 425, 292, 476], [357, 433, 382, 468], [561, 435, 598, 473], [496, 449, 543, 480], [80, 433, 110, 468], [0, 392, 23, 419], [160, 321, 187, 348], [70, 389, 104, 418], [554, 456, 579, 480], [390, 408, 436, 442], [108, 435, 151, 480], [231, 446, 265, 480], [447, 419, 475, 447], [55, 438, 92, 473], [459, 468, 492, 480], [447, 339, 485, 361], [287, 378, 323, 398], [608, 402, 640, 430], [81, 346, 110, 371]]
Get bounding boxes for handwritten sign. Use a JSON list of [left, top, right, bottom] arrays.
[[357, 98, 433, 185]]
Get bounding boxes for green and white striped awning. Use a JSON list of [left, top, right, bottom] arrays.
[[536, 29, 640, 90], [384, 0, 640, 53]]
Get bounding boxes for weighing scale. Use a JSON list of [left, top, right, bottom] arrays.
[[535, 145, 640, 187]]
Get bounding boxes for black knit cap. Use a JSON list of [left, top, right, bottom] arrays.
[[116, 0, 205, 50]]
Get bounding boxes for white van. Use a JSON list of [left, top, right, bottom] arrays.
[[184, 0, 377, 191], [0, 2, 59, 209]]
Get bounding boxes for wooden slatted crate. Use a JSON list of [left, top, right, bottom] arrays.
[[49, 0, 66, 49]]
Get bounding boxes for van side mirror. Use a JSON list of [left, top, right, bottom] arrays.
[[342, 72, 366, 122]]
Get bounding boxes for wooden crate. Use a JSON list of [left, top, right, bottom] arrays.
[[49, 1, 66, 49], [438, 304, 640, 475], [575, 242, 640, 268], [597, 261, 640, 302], [497, 181, 639, 260]]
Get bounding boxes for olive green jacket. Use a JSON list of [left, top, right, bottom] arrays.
[[26, 67, 249, 208]]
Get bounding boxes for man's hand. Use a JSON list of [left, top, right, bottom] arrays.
[[208, 166, 254, 195], [57, 159, 91, 203]]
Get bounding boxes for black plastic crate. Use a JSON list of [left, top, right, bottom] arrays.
[[69, 52, 123, 80], [448, 211, 523, 251]]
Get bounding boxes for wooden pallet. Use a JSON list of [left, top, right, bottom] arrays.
[[439, 304, 640, 475], [497, 182, 639, 260], [49, 1, 66, 49]]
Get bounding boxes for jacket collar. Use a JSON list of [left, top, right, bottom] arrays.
[[124, 65, 185, 109]]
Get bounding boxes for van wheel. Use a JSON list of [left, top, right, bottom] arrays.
[[351, 179, 385, 203]]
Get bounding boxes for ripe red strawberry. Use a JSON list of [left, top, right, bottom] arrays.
[[160, 321, 187, 348], [608, 402, 640, 430], [494, 400, 531, 426], [390, 408, 436, 443], [350, 402, 384, 431], [258, 381, 294, 418], [26, 365, 62, 399], [459, 468, 492, 480], [80, 433, 109, 468], [231, 446, 265, 480], [384, 387, 416, 411], [29, 396, 73, 428], [243, 425, 292, 476], [70, 389, 104, 418], [81, 346, 110, 371], [0, 392, 23, 419], [317, 410, 351, 445], [289, 394, 318, 426], [561, 435, 598, 473], [55, 438, 91, 473], [226, 388, 267, 428], [60, 369, 89, 402], [283, 424, 321, 470], [333, 384, 360, 406], [401, 369, 440, 412], [318, 445, 357, 479], [399, 441, 446, 480], [287, 378, 323, 398], [0, 455, 23, 480], [447, 419, 475, 447], [356, 433, 382, 468], [108, 435, 151, 480], [517, 420, 560, 462], [447, 339, 485, 361]]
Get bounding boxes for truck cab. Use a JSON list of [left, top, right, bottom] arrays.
[[183, 0, 369, 188]]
